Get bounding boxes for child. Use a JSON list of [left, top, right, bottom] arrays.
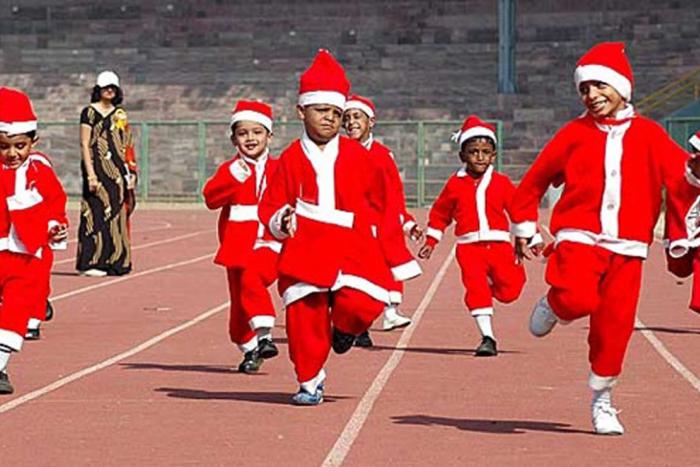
[[0, 87, 68, 394], [418, 115, 538, 357], [202, 100, 281, 374], [510, 43, 700, 435], [259, 50, 394, 405], [342, 94, 422, 347]]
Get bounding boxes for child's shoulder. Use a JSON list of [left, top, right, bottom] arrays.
[[28, 151, 53, 168]]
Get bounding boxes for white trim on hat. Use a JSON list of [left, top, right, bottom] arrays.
[[96, 71, 120, 88], [458, 126, 497, 147], [574, 64, 632, 101], [344, 100, 375, 118], [230, 110, 273, 133], [299, 91, 346, 109], [0, 120, 38, 135], [690, 134, 700, 152]]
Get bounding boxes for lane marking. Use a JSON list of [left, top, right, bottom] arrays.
[[0, 302, 229, 415], [540, 225, 700, 394], [63, 221, 174, 245], [53, 230, 212, 265], [322, 247, 456, 467], [52, 253, 214, 302]]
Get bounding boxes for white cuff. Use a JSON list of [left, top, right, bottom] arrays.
[[268, 205, 293, 240], [470, 307, 494, 317], [426, 227, 443, 241], [391, 260, 422, 281], [511, 221, 537, 238], [588, 372, 618, 391], [249, 315, 275, 330], [667, 238, 690, 259], [528, 233, 544, 248], [403, 220, 417, 236]]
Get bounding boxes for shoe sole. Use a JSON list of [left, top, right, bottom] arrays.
[[259, 348, 279, 359], [292, 396, 324, 406], [0, 386, 14, 395], [474, 351, 497, 357], [382, 322, 411, 332]]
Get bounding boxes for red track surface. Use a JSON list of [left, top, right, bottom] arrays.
[[1, 208, 698, 465]]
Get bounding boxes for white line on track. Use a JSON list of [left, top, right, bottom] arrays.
[[540, 224, 700, 395], [63, 221, 174, 245], [51, 253, 214, 302], [0, 302, 229, 415], [53, 230, 212, 265], [322, 246, 456, 467]]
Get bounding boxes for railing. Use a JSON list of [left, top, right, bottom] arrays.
[[39, 119, 503, 207], [664, 116, 700, 150], [637, 67, 700, 118]]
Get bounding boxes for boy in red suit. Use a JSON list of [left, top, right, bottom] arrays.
[[0, 87, 68, 394], [342, 94, 422, 347], [259, 50, 394, 405], [418, 115, 539, 357], [202, 101, 281, 374], [510, 43, 700, 435]]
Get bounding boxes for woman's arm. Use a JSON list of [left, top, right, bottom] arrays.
[[80, 122, 100, 193]]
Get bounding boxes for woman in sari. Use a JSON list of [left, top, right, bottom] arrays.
[[76, 70, 137, 277]]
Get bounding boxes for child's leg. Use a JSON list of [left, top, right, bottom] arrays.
[[488, 242, 526, 304], [690, 250, 700, 313], [456, 244, 494, 337], [0, 256, 36, 353], [241, 248, 278, 339], [666, 248, 693, 278], [226, 268, 256, 352], [330, 287, 385, 336], [285, 292, 331, 392]]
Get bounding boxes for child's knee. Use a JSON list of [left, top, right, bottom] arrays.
[[549, 288, 598, 319]]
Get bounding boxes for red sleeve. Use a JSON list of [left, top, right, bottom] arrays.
[[258, 152, 295, 237], [202, 161, 241, 210], [425, 178, 456, 246], [34, 163, 68, 226]]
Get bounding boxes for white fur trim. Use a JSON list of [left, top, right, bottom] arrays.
[[455, 230, 511, 244], [574, 64, 632, 101], [7, 188, 43, 211], [458, 126, 497, 147], [28, 153, 52, 167], [690, 135, 700, 152], [295, 198, 354, 228], [528, 233, 544, 248], [282, 282, 327, 306], [249, 315, 275, 330], [300, 368, 326, 393], [0, 120, 38, 135], [253, 239, 282, 253], [238, 335, 259, 353], [597, 121, 631, 238], [475, 165, 493, 233], [269, 204, 293, 240], [344, 100, 375, 118], [391, 260, 422, 281], [403, 220, 416, 236], [555, 228, 648, 258], [0, 328, 23, 351], [331, 273, 391, 304], [230, 110, 273, 133], [300, 132, 340, 210], [588, 371, 618, 391], [426, 227, 443, 241], [667, 238, 690, 259], [228, 204, 258, 222], [511, 221, 537, 238], [299, 91, 346, 109], [229, 159, 252, 183], [27, 318, 41, 330], [388, 290, 403, 304], [470, 307, 494, 317]]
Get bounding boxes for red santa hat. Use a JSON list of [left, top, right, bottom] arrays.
[[0, 87, 38, 135], [298, 49, 350, 109], [690, 130, 700, 152], [229, 100, 273, 133], [344, 94, 376, 119], [574, 42, 634, 101], [453, 115, 497, 147]]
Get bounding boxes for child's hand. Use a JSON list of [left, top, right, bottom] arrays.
[[418, 244, 434, 260], [408, 224, 424, 243], [281, 207, 296, 237], [515, 237, 534, 264], [49, 223, 68, 243]]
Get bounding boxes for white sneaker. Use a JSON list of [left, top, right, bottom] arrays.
[[529, 296, 558, 337], [382, 306, 411, 331], [592, 400, 625, 435], [81, 269, 107, 277]]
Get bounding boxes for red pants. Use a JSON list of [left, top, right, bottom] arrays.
[[30, 248, 53, 321], [456, 242, 526, 314], [284, 281, 384, 383], [0, 251, 42, 351], [666, 248, 700, 313], [546, 242, 643, 377]]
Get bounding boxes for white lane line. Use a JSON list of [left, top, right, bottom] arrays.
[[541, 224, 700, 394], [63, 221, 174, 245], [52, 253, 214, 302], [322, 247, 456, 467], [0, 302, 229, 415], [53, 230, 212, 265]]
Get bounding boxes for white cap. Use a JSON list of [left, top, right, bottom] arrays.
[[96, 71, 120, 88]]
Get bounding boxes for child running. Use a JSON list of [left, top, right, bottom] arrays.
[[202, 100, 281, 374], [418, 115, 539, 356]]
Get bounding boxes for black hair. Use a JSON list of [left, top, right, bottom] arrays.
[[90, 85, 124, 106], [0, 130, 37, 140], [461, 136, 496, 151], [230, 120, 272, 135]]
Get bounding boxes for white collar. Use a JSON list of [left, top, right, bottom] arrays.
[[240, 149, 269, 168], [361, 134, 374, 150]]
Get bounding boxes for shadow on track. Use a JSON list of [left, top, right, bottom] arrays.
[[392, 414, 590, 435], [155, 387, 350, 405]]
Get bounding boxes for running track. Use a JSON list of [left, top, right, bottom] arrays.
[[0, 208, 698, 465]]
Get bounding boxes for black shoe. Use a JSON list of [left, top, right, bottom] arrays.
[[331, 327, 355, 354], [0, 371, 14, 395], [237, 349, 263, 374], [354, 331, 373, 347], [45, 300, 54, 322], [25, 327, 41, 341], [475, 336, 498, 357], [257, 338, 279, 360]]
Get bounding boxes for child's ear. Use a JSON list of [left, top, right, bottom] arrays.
[[32, 135, 40, 145], [295, 105, 306, 121], [368, 116, 376, 130]]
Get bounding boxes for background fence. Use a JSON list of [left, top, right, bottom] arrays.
[[665, 116, 700, 152], [39, 120, 503, 207]]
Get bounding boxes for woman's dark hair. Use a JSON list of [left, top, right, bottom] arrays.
[[90, 85, 124, 106]]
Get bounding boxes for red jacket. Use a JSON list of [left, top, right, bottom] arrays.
[[202, 152, 280, 269], [510, 109, 697, 258], [426, 165, 516, 247]]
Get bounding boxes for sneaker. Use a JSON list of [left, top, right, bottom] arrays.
[[382, 308, 412, 331], [237, 349, 263, 374], [0, 371, 14, 395], [354, 331, 373, 347], [80, 269, 107, 277], [45, 300, 54, 322], [25, 327, 41, 341], [592, 400, 625, 435], [529, 296, 558, 337], [292, 385, 324, 406], [331, 327, 355, 354], [474, 336, 498, 357], [257, 338, 279, 360]]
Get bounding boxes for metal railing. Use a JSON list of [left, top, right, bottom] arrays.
[[637, 67, 700, 118], [664, 116, 700, 150], [39, 119, 503, 207]]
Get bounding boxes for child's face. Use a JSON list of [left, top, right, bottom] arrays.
[[460, 138, 495, 176], [578, 80, 626, 119], [230, 121, 271, 159], [297, 104, 342, 144], [0, 132, 35, 169], [342, 109, 374, 142]]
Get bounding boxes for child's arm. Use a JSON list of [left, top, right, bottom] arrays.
[[201, 160, 249, 210], [504, 176, 544, 260], [33, 162, 69, 248], [259, 156, 295, 240], [418, 178, 456, 260]]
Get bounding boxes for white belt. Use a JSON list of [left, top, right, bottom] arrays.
[[556, 228, 648, 258], [456, 230, 510, 244], [295, 198, 354, 228], [228, 204, 258, 222]]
